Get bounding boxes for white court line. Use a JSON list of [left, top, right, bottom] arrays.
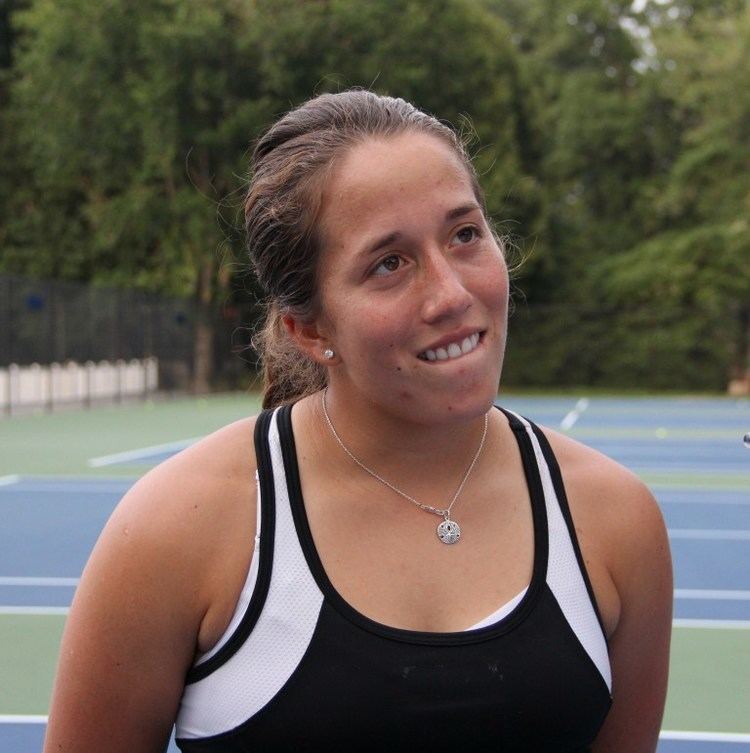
[[0, 474, 20, 487], [0, 577, 79, 587], [560, 397, 589, 431], [675, 589, 750, 601], [87, 437, 201, 467], [3, 583, 746, 598], [660, 730, 750, 743], [0, 715, 47, 724], [668, 529, 750, 540], [2, 483, 130, 495], [0, 719, 746, 743], [8, 473, 139, 481], [0, 606, 69, 615], [4, 582, 745, 598], [673, 618, 750, 629], [5, 610, 744, 626], [655, 493, 750, 505]]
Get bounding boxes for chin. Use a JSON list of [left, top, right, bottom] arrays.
[[430, 379, 499, 424]]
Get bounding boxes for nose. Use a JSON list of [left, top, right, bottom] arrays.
[[419, 250, 473, 324]]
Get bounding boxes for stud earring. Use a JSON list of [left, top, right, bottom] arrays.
[[323, 348, 335, 360]]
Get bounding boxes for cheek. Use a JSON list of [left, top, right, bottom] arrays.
[[345, 321, 415, 378], [357, 304, 413, 346], [474, 255, 509, 310]]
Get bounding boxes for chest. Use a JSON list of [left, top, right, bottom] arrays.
[[297, 457, 536, 632]]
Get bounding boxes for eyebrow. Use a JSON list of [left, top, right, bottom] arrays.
[[360, 203, 482, 258], [445, 202, 482, 222]]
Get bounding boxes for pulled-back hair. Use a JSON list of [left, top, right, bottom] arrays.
[[245, 90, 487, 409]]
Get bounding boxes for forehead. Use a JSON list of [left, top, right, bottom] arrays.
[[318, 132, 476, 248]]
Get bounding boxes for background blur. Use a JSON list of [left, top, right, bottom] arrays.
[[1, 0, 748, 407]]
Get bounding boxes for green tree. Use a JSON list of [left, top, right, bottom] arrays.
[[596, 2, 750, 387], [251, 0, 533, 230], [4, 0, 535, 389], [5, 0, 745, 391], [484, 0, 656, 302], [0, 0, 29, 259], [4, 0, 271, 389]]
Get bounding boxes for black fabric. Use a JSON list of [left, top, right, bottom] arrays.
[[178, 592, 610, 753], [184, 409, 277, 684], [177, 406, 612, 752], [529, 422, 609, 641]]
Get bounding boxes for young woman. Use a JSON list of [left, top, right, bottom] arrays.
[[44, 90, 672, 752]]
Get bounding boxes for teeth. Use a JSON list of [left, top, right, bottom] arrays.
[[420, 332, 481, 363]]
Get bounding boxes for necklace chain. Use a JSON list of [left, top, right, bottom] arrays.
[[321, 388, 488, 521]]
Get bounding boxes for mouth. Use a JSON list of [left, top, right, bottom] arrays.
[[417, 331, 484, 362]]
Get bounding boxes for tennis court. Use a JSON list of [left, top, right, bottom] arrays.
[[1, 393, 748, 751]]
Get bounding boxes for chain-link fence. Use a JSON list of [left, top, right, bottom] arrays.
[[0, 275, 261, 403]]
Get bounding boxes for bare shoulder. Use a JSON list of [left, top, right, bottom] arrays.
[[538, 424, 667, 565], [119, 414, 259, 552], [44, 415, 260, 752], [107, 414, 260, 645], [533, 423, 672, 640]]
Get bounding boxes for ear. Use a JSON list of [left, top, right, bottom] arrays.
[[282, 314, 337, 365]]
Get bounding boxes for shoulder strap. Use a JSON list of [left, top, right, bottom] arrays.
[[499, 407, 611, 691], [495, 406, 551, 591], [184, 408, 277, 684], [527, 423, 608, 639]]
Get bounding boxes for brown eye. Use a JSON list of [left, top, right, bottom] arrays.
[[455, 226, 478, 244], [373, 254, 402, 277]]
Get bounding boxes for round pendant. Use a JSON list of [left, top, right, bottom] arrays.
[[437, 518, 461, 544]]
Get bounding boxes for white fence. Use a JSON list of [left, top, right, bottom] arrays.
[[0, 358, 158, 414]]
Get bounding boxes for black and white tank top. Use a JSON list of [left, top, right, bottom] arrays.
[[175, 405, 612, 752]]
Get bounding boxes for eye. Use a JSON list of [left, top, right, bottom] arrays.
[[453, 225, 481, 245], [372, 254, 403, 277]]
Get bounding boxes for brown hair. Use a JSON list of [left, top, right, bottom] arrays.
[[245, 89, 487, 409]]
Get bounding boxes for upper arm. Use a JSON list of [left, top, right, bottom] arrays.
[[44, 417, 258, 753], [543, 428, 673, 753], [591, 477, 673, 752]]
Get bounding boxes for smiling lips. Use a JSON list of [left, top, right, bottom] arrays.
[[418, 331, 482, 362]]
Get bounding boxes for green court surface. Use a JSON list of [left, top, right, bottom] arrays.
[[663, 628, 750, 732], [0, 616, 65, 715], [665, 629, 750, 732], [0, 393, 262, 477]]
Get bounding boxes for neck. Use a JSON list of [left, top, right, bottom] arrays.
[[311, 385, 493, 489]]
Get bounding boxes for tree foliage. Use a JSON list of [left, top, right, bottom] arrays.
[[0, 0, 747, 390], [591, 2, 750, 383]]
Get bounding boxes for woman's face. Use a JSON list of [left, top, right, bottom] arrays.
[[313, 131, 509, 426]]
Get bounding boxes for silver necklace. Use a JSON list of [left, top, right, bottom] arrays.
[[321, 388, 489, 545]]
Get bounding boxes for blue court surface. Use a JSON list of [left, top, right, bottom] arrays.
[[1, 395, 748, 751]]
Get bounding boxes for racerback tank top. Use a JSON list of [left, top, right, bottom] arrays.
[[175, 405, 612, 752]]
